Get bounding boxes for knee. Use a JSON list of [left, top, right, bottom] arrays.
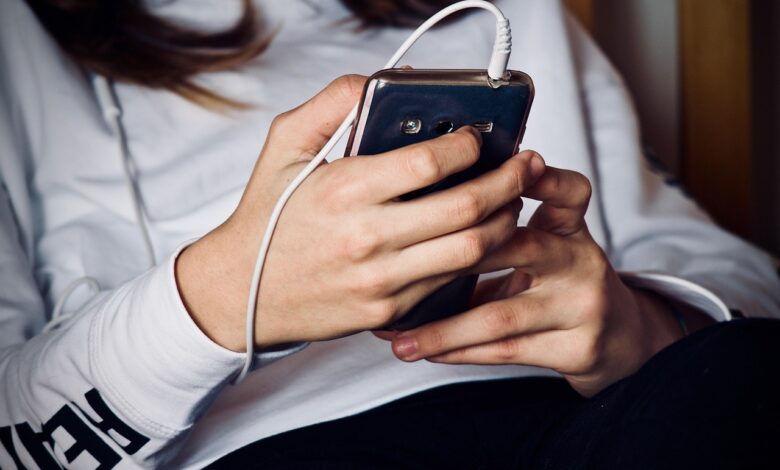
[[696, 318, 780, 360], [674, 318, 780, 394]]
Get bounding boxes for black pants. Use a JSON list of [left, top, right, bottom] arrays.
[[209, 319, 780, 469]]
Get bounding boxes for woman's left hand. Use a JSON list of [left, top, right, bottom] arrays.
[[382, 156, 691, 397]]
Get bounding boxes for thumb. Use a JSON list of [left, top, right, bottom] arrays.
[[265, 74, 367, 162]]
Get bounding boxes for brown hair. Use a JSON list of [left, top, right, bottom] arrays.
[[26, 0, 461, 108]]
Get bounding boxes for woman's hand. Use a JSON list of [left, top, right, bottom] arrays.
[[384, 160, 698, 397], [175, 75, 545, 352]]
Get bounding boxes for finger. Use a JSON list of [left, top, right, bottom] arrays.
[[353, 126, 483, 202], [382, 150, 544, 247], [468, 227, 567, 275], [523, 165, 592, 236], [267, 74, 367, 159], [372, 330, 398, 341], [425, 332, 561, 370], [389, 203, 521, 283], [379, 271, 457, 326], [470, 271, 533, 306], [390, 293, 560, 361], [471, 275, 514, 306], [339, 269, 456, 332]]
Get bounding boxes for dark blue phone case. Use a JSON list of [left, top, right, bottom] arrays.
[[346, 69, 534, 330]]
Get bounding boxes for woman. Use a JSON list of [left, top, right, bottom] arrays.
[[1, 0, 778, 468]]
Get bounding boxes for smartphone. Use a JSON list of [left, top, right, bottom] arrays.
[[344, 69, 534, 330]]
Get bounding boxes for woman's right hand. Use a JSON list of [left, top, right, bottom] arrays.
[[175, 75, 545, 352]]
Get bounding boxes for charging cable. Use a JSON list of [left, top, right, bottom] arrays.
[[235, 0, 512, 383]]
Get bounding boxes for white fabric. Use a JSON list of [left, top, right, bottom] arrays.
[[0, 0, 778, 468]]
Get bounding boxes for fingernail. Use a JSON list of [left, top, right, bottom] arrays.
[[529, 152, 545, 178], [394, 336, 418, 360]]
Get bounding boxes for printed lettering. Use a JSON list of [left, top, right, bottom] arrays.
[[6, 388, 150, 469], [42, 406, 121, 469], [0, 425, 28, 470], [77, 388, 150, 455], [14, 423, 60, 470]]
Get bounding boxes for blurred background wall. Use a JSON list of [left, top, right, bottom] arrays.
[[565, 0, 780, 257], [594, 0, 680, 175], [751, 0, 780, 258]]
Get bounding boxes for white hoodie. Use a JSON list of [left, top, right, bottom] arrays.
[[0, 0, 778, 468]]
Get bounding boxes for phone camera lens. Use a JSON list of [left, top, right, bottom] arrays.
[[435, 120, 455, 135], [401, 119, 422, 134]]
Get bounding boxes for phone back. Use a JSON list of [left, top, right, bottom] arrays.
[[345, 69, 534, 330], [347, 69, 534, 199]]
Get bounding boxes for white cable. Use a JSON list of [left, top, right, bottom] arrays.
[[234, 0, 512, 383], [43, 276, 101, 333]]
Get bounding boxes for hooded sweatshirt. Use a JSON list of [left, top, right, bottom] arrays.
[[0, 0, 778, 468]]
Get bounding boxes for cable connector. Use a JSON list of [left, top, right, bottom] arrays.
[[488, 18, 511, 82]]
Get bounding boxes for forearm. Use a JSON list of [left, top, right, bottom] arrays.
[[1, 252, 243, 468]]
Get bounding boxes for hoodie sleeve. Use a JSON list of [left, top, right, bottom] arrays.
[[0, 160, 305, 469], [0, 3, 308, 467], [0, 222, 246, 468], [566, 14, 780, 320]]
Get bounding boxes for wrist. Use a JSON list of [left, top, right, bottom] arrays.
[[631, 287, 686, 356], [175, 224, 251, 352]]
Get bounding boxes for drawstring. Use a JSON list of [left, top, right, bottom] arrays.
[[44, 276, 100, 333], [43, 76, 156, 332], [94, 76, 157, 268]]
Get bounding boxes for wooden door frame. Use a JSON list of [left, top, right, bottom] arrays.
[[679, 0, 752, 237], [565, 0, 595, 32], [566, 0, 754, 237]]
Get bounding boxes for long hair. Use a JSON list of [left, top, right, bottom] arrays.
[[26, 0, 461, 108]]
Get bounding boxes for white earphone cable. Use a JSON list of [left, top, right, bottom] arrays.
[[235, 0, 512, 383]]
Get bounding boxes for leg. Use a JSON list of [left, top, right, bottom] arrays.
[[207, 377, 581, 469], [533, 318, 780, 469]]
